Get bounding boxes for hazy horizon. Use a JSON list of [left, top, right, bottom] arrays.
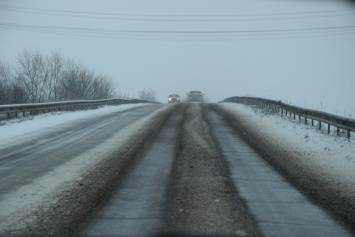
[[1, 0, 354, 117]]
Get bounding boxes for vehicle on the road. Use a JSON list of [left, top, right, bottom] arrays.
[[168, 94, 181, 103], [187, 91, 204, 102]]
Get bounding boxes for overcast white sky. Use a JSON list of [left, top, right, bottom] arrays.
[[1, 0, 355, 116]]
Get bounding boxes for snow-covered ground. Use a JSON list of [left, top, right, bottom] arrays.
[[220, 102, 355, 194], [0, 103, 146, 146]]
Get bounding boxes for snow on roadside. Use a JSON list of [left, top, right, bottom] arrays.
[[0, 103, 165, 232], [220, 103, 355, 184], [0, 104, 146, 146]]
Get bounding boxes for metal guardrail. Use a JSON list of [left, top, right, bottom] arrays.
[[221, 96, 355, 138], [0, 99, 154, 120]]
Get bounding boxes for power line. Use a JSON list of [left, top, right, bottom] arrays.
[[0, 5, 354, 22], [0, 5, 353, 17], [1, 23, 354, 42], [1, 5, 354, 41], [1, 22, 354, 38]]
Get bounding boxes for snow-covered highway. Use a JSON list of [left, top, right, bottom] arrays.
[[0, 103, 354, 236], [0, 103, 173, 236]]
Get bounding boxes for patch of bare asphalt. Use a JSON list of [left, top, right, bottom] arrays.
[[165, 103, 258, 237], [211, 103, 355, 234]]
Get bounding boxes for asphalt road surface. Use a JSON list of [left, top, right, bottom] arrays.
[[0, 103, 353, 237], [0, 104, 163, 194], [78, 106, 183, 237]]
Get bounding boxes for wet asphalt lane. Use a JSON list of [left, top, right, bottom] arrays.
[[207, 110, 352, 237], [0, 104, 162, 194], [78, 107, 183, 237]]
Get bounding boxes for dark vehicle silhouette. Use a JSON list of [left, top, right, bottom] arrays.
[[187, 91, 203, 102]]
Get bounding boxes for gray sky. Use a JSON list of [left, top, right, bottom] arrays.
[[1, 0, 355, 116]]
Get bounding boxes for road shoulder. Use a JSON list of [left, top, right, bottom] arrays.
[[211, 103, 355, 233]]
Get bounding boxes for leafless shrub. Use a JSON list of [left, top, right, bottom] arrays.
[[139, 89, 157, 102], [47, 50, 65, 101], [1, 49, 117, 104], [0, 60, 28, 104], [14, 50, 50, 103], [0, 60, 12, 104], [115, 90, 130, 99]]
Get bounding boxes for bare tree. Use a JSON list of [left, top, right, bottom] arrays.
[[90, 74, 115, 99], [139, 89, 146, 101], [11, 84, 28, 104], [58, 60, 81, 100], [14, 50, 49, 103], [2, 49, 118, 104], [0, 60, 28, 104], [47, 50, 65, 101], [115, 90, 130, 99], [0, 61, 11, 81], [0, 60, 12, 104], [58, 60, 116, 101], [77, 67, 95, 99], [139, 89, 157, 102]]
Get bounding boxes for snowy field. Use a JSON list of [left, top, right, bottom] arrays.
[[220, 102, 355, 191]]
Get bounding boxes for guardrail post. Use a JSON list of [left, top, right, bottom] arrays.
[[318, 121, 321, 130], [328, 124, 330, 134]]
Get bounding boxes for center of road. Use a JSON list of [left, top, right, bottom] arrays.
[[79, 106, 183, 237]]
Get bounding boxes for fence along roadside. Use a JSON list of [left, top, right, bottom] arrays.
[[0, 99, 153, 120], [221, 96, 355, 139]]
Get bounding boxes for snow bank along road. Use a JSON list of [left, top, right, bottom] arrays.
[[0, 103, 354, 236]]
